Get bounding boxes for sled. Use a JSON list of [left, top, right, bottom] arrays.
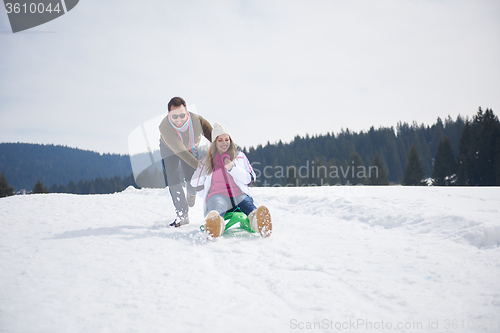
[[199, 211, 255, 235]]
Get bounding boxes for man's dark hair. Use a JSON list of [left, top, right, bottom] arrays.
[[168, 97, 187, 111]]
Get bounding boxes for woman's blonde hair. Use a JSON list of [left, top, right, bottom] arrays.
[[204, 135, 238, 175]]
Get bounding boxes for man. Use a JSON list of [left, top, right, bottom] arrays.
[[159, 97, 212, 227]]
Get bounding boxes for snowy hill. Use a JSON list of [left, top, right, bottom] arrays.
[[1, 186, 499, 332]]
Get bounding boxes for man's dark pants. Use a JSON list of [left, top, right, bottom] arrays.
[[160, 142, 196, 219]]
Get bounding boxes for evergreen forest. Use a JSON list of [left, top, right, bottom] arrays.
[[244, 107, 500, 186], [0, 143, 132, 190]]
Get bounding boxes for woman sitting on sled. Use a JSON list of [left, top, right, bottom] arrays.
[[190, 123, 272, 239]]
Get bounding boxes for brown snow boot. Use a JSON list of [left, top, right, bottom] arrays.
[[249, 205, 272, 238], [205, 210, 225, 239]]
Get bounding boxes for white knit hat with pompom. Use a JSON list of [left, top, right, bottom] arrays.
[[211, 123, 231, 140]]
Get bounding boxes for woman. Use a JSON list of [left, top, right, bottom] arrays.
[[191, 123, 272, 239]]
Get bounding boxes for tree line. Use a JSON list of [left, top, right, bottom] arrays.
[[47, 174, 137, 194], [0, 172, 136, 197], [402, 107, 500, 186], [2, 107, 498, 198], [243, 107, 499, 186]]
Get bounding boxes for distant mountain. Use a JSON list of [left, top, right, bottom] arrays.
[[0, 143, 132, 191]]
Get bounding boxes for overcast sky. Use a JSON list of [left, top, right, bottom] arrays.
[[1, 0, 499, 155]]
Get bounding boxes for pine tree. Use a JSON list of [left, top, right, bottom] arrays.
[[346, 152, 367, 185], [68, 180, 78, 193], [369, 154, 389, 185], [0, 171, 15, 197], [496, 136, 500, 184], [32, 179, 49, 194], [432, 136, 458, 186], [327, 158, 342, 185], [403, 145, 425, 185], [49, 184, 59, 193], [457, 108, 500, 185], [312, 158, 329, 186], [457, 118, 473, 185], [478, 108, 500, 185], [88, 182, 96, 194]]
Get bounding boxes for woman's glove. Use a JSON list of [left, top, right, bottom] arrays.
[[222, 153, 233, 171]]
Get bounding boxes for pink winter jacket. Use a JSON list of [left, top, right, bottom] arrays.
[[191, 151, 256, 216]]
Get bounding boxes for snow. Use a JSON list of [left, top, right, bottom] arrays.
[[1, 186, 499, 332]]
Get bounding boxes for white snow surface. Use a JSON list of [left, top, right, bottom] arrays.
[[1, 186, 499, 332]]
